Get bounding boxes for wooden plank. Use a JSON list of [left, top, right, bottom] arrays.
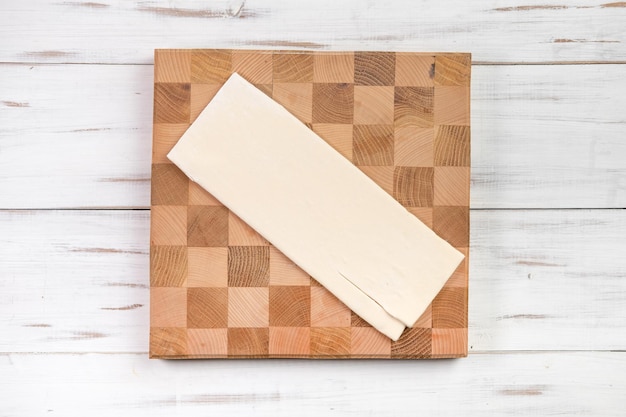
[[1, 63, 625, 209], [470, 209, 626, 351], [472, 63, 626, 208], [0, 64, 153, 209], [1, 209, 625, 353], [1, 352, 624, 416], [0, 210, 150, 353], [1, 0, 626, 64]]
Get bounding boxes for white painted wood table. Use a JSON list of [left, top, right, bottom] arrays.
[[1, 1, 625, 415]]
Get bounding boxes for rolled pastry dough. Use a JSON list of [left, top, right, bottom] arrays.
[[168, 73, 464, 340]]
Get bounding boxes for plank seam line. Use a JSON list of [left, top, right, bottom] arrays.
[[2, 61, 626, 67], [1, 208, 624, 212]]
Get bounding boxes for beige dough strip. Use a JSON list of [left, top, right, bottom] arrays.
[[168, 73, 464, 340]]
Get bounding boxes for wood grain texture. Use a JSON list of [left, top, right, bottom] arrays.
[[2, 63, 626, 209], [394, 87, 434, 127], [5, 0, 625, 64], [1, 352, 624, 416], [393, 167, 434, 207], [153, 83, 190, 123], [312, 82, 354, 123], [353, 125, 394, 165], [150, 50, 470, 358], [270, 286, 311, 327], [227, 246, 270, 287], [186, 288, 228, 329]]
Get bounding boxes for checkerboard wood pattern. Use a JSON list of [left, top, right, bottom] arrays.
[[150, 49, 470, 359]]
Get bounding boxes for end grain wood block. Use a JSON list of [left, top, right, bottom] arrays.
[[351, 327, 392, 356], [232, 51, 273, 84], [153, 83, 191, 124], [228, 246, 270, 287], [150, 287, 187, 327], [187, 287, 228, 329], [394, 87, 434, 128], [187, 206, 228, 247], [150, 246, 187, 287], [227, 328, 269, 357], [273, 53, 313, 83], [150, 206, 187, 246], [312, 83, 354, 123], [269, 327, 311, 355], [228, 287, 269, 328], [393, 167, 434, 207], [394, 127, 434, 167], [155, 49, 191, 83], [150, 327, 187, 357], [186, 247, 228, 287], [269, 286, 311, 327], [395, 54, 435, 87], [187, 328, 228, 357], [310, 327, 351, 356], [153, 124, 189, 164], [353, 125, 395, 166], [355, 52, 395, 86], [391, 328, 432, 358], [191, 50, 232, 84], [151, 164, 189, 206], [150, 50, 471, 359], [313, 53, 354, 83], [434, 54, 471, 86], [434, 125, 470, 166], [354, 86, 395, 124]]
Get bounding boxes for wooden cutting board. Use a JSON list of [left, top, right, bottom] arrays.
[[150, 49, 470, 359]]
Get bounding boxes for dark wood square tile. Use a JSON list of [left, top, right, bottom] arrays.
[[187, 287, 228, 328], [434, 125, 470, 166], [391, 328, 432, 358], [393, 167, 434, 207], [187, 206, 229, 247], [355, 52, 395, 86], [269, 286, 311, 327], [432, 287, 468, 328], [353, 125, 394, 166], [394, 86, 434, 128], [154, 83, 190, 123], [228, 246, 270, 287], [228, 328, 269, 356], [312, 83, 354, 123], [150, 245, 187, 287], [151, 164, 189, 206], [433, 206, 470, 247]]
